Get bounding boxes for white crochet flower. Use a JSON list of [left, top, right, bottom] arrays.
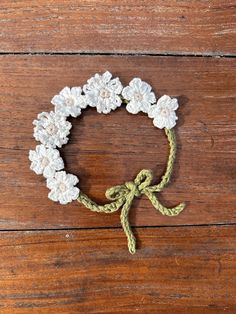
[[33, 111, 72, 148], [122, 78, 156, 114], [148, 95, 178, 129], [83, 71, 123, 114], [29, 144, 64, 178], [47, 171, 80, 205], [51, 86, 87, 118]]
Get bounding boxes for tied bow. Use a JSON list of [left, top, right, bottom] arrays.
[[79, 169, 185, 254], [77, 129, 185, 254], [105, 169, 185, 254]]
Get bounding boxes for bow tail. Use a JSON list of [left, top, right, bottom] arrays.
[[145, 192, 185, 216], [120, 193, 136, 254]]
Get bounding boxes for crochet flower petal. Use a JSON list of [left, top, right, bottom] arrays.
[[149, 95, 179, 129], [51, 87, 87, 118], [83, 71, 123, 114], [33, 111, 72, 148], [29, 144, 64, 178], [122, 78, 156, 114], [46, 171, 80, 204]]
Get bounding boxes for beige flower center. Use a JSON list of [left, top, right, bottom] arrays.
[[100, 88, 111, 98], [41, 156, 49, 168], [65, 97, 74, 106], [134, 92, 143, 101], [160, 108, 170, 117], [59, 182, 67, 192], [46, 124, 58, 135]]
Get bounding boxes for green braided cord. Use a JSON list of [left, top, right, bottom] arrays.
[[76, 191, 125, 213], [147, 128, 176, 193], [120, 189, 137, 255], [77, 128, 185, 254]]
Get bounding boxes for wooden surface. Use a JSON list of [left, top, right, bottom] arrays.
[[0, 1, 235, 55], [0, 226, 235, 313], [0, 1, 235, 313], [1, 56, 236, 229]]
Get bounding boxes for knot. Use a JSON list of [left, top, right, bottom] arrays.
[[125, 181, 140, 197], [105, 169, 153, 201]]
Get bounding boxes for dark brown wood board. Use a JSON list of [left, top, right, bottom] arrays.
[[0, 1, 235, 55], [0, 226, 235, 313], [0, 55, 236, 229]]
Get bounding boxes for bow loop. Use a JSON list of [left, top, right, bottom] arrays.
[[134, 169, 153, 192], [105, 184, 129, 201]]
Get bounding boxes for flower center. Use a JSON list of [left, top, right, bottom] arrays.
[[65, 97, 74, 106], [58, 182, 67, 192], [100, 88, 111, 98], [46, 124, 58, 135], [134, 92, 143, 101], [41, 156, 49, 168], [160, 108, 170, 117]]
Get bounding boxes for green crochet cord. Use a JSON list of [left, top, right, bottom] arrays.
[[77, 128, 185, 254]]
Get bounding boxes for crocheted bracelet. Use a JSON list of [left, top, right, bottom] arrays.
[[29, 71, 185, 254]]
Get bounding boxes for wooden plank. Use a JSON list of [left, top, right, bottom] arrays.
[[0, 226, 235, 313], [0, 55, 236, 229], [0, 1, 235, 55]]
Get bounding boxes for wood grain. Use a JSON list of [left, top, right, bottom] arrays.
[[0, 0, 235, 55], [0, 226, 235, 313], [0, 55, 236, 229], [0, 1, 235, 312]]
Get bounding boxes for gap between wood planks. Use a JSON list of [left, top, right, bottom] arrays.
[[0, 222, 235, 233], [0, 51, 235, 58]]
